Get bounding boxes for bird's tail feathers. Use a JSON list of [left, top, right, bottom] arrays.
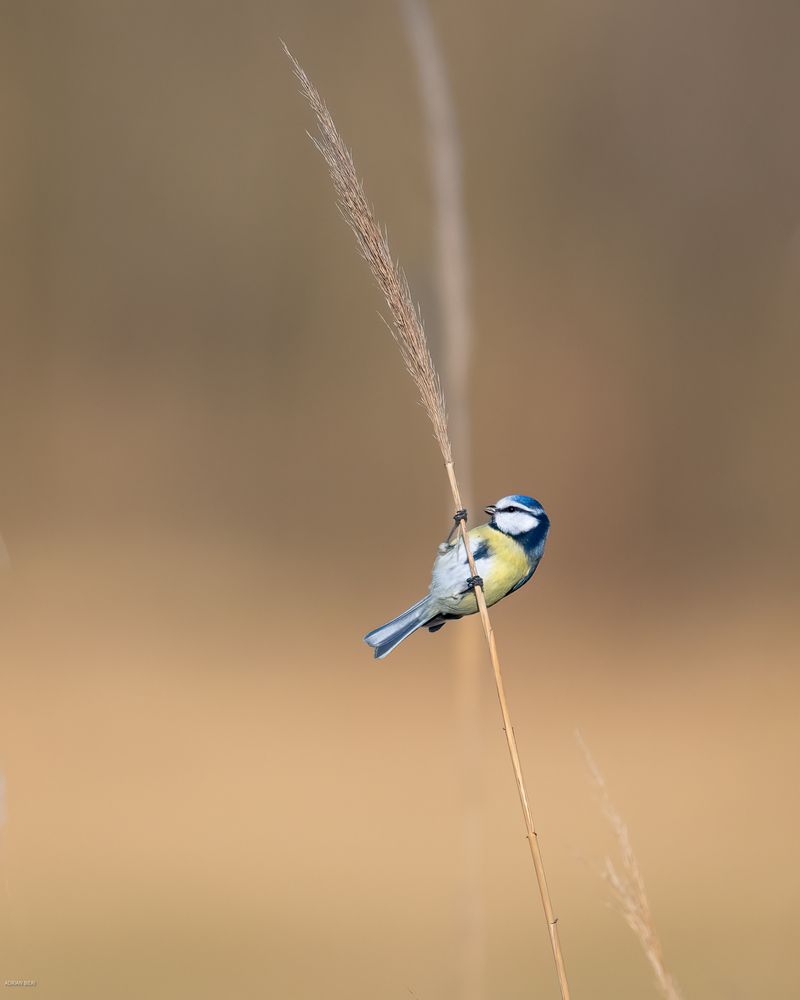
[[364, 596, 434, 660]]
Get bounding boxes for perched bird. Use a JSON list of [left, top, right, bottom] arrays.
[[364, 494, 550, 659]]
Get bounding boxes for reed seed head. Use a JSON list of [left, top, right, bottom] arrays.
[[283, 43, 452, 465]]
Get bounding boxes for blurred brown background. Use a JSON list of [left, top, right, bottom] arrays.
[[1, 2, 799, 998]]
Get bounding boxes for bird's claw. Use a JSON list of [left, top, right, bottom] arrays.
[[445, 508, 468, 545], [466, 575, 484, 591]]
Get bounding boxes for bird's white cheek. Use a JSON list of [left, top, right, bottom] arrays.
[[495, 512, 539, 535]]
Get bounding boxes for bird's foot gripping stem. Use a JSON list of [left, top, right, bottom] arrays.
[[444, 508, 468, 546], [466, 575, 484, 591]]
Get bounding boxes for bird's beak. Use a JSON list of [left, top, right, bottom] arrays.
[[484, 505, 497, 516]]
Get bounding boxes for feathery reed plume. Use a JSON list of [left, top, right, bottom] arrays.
[[398, 5, 484, 998], [285, 44, 571, 1000], [577, 732, 684, 1000], [282, 43, 450, 464]]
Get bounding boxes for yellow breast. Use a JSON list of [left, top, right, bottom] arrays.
[[478, 526, 531, 605], [449, 525, 532, 615]]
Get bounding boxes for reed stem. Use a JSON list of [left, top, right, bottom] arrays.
[[285, 45, 571, 999], [445, 462, 571, 1000]]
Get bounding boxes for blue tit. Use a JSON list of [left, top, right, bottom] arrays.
[[364, 494, 550, 659]]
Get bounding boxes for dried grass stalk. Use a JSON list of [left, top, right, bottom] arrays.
[[285, 44, 571, 1000], [577, 732, 684, 1000]]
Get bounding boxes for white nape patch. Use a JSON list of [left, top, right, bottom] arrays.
[[494, 510, 539, 536]]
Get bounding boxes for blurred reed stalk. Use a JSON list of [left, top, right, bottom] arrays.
[[399, 0, 473, 494], [0, 534, 10, 572], [284, 45, 571, 1000], [577, 732, 684, 1000], [398, 4, 484, 998]]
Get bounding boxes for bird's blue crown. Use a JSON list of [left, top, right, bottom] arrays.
[[510, 494, 543, 511]]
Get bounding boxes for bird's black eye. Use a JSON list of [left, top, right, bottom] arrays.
[[506, 506, 517, 513]]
